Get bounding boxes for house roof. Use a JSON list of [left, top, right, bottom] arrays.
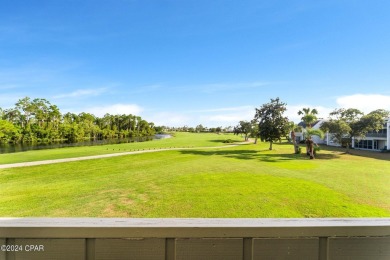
[[297, 120, 321, 128]]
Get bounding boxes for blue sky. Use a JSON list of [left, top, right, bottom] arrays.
[[1, 0, 390, 127]]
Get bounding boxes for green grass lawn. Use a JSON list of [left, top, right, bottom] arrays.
[[0, 132, 242, 164], [0, 133, 389, 217]]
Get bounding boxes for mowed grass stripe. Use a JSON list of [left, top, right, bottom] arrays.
[[0, 141, 389, 217]]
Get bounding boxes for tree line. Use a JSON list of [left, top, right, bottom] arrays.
[[163, 125, 232, 133], [0, 97, 156, 143], [233, 97, 389, 151]]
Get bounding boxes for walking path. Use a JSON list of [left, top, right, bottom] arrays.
[[0, 143, 249, 169]]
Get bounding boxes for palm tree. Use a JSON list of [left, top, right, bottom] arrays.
[[298, 107, 318, 128], [288, 121, 302, 154], [297, 108, 325, 155]]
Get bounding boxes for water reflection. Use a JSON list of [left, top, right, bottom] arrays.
[[0, 136, 158, 154]]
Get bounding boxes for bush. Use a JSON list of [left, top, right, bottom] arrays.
[[223, 139, 235, 143]]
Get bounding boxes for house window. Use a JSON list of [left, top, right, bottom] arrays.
[[355, 140, 374, 149]]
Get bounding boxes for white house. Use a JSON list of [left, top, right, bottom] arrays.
[[293, 118, 390, 151], [293, 120, 327, 145], [351, 118, 390, 151]]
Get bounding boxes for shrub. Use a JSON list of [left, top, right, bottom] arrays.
[[295, 147, 301, 154], [223, 139, 235, 143]]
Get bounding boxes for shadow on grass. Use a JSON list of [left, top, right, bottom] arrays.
[[276, 142, 390, 161], [180, 148, 339, 162], [181, 149, 259, 160], [207, 139, 244, 143], [317, 145, 390, 161]]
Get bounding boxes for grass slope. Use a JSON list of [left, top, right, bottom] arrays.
[[1, 134, 389, 218], [0, 132, 242, 164]]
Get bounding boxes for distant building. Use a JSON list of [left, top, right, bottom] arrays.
[[293, 118, 390, 151], [294, 120, 327, 145], [352, 118, 390, 151]]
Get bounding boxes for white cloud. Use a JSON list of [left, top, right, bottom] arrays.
[[145, 112, 192, 126], [206, 114, 247, 122], [285, 94, 390, 123], [84, 104, 143, 117], [199, 108, 255, 126], [198, 114, 243, 126], [336, 94, 390, 113], [142, 106, 255, 127], [53, 88, 107, 99], [190, 105, 253, 127], [186, 105, 254, 113]]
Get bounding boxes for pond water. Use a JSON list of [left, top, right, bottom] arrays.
[[0, 135, 170, 154], [154, 134, 172, 139]]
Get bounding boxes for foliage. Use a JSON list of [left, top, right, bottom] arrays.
[[298, 107, 318, 128], [254, 97, 290, 150], [297, 107, 324, 142], [0, 119, 21, 143], [0, 97, 156, 143], [222, 139, 235, 143], [305, 128, 325, 139], [233, 120, 252, 141], [288, 121, 303, 133], [195, 124, 205, 133]]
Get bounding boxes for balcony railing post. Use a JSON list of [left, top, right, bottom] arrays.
[[0, 218, 389, 259]]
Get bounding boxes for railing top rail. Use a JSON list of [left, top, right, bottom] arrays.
[[1, 218, 390, 227], [1, 218, 390, 238]]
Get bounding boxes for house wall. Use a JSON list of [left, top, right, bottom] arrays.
[[297, 118, 390, 150], [387, 119, 390, 150], [353, 118, 390, 151], [311, 135, 325, 144], [326, 132, 341, 147], [311, 120, 326, 144], [293, 119, 326, 145], [379, 140, 387, 150]]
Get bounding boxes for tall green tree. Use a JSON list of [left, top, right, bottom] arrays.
[[297, 107, 324, 141], [15, 97, 37, 132], [47, 104, 62, 139], [250, 119, 259, 144], [363, 109, 390, 131], [0, 119, 21, 143], [298, 107, 318, 128], [2, 108, 21, 125], [254, 97, 290, 150], [287, 121, 302, 153], [195, 124, 204, 133], [235, 121, 252, 141]]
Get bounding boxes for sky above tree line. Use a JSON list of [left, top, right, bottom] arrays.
[[1, 0, 390, 127]]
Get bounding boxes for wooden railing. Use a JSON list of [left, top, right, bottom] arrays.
[[1, 218, 390, 259]]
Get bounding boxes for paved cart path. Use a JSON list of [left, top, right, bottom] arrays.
[[0, 143, 250, 169]]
